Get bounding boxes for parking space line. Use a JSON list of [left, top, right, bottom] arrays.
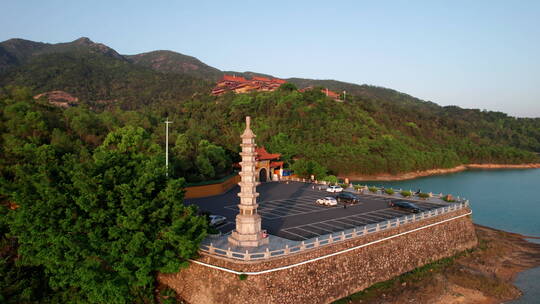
[[338, 217, 366, 226], [313, 222, 342, 232], [278, 230, 308, 240], [260, 205, 317, 214], [260, 210, 289, 217], [259, 211, 287, 218], [351, 215, 380, 224], [293, 227, 323, 237], [357, 213, 391, 221], [294, 225, 327, 236], [302, 224, 334, 234], [370, 212, 398, 220], [285, 227, 319, 239], [314, 222, 344, 232], [324, 220, 352, 230], [343, 216, 372, 225]]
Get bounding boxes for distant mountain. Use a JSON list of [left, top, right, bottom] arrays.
[[0, 36, 442, 109], [0, 37, 212, 108], [125, 50, 222, 81], [0, 37, 125, 72]]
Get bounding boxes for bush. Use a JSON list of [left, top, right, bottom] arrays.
[[323, 175, 339, 185], [339, 183, 348, 189], [353, 184, 363, 191], [384, 188, 395, 195], [160, 288, 179, 304], [418, 192, 430, 199], [401, 190, 412, 197], [239, 274, 248, 281], [443, 195, 456, 202], [369, 186, 378, 193]]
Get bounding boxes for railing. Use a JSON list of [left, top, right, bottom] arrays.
[[199, 200, 470, 261]]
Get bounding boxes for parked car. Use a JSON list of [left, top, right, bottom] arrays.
[[326, 185, 344, 193], [389, 201, 422, 213], [208, 215, 227, 227], [335, 192, 360, 204], [316, 196, 338, 206]]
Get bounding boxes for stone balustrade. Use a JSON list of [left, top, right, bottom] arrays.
[[200, 200, 470, 261]]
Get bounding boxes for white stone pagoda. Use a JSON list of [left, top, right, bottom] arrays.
[[228, 116, 269, 247]]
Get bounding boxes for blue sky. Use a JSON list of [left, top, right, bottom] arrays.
[[1, 0, 539, 117]]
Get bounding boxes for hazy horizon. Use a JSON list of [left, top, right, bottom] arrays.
[[1, 0, 539, 118]]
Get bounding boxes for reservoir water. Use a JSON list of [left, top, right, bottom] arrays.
[[358, 168, 540, 303]]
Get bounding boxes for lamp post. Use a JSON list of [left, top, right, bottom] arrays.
[[165, 119, 172, 176]]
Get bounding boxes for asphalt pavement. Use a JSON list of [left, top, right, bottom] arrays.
[[185, 181, 444, 241]]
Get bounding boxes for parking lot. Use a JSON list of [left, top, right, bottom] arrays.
[[186, 181, 446, 241]]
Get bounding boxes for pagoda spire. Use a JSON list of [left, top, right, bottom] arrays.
[[228, 116, 268, 247]]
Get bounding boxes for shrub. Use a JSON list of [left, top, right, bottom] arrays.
[[401, 190, 412, 197], [323, 175, 339, 185], [443, 195, 456, 202], [369, 186, 378, 193], [353, 184, 363, 191], [384, 188, 395, 195], [418, 192, 430, 199], [160, 288, 179, 304], [239, 274, 248, 281], [339, 183, 348, 189]]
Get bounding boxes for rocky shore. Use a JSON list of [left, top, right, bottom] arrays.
[[335, 224, 540, 304], [342, 164, 540, 182]]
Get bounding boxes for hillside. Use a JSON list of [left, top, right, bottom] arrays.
[[0, 37, 539, 175], [125, 50, 222, 81]]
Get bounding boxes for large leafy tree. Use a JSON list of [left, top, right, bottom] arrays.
[[5, 126, 208, 303]]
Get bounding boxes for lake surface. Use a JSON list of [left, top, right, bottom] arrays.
[[357, 168, 540, 303]]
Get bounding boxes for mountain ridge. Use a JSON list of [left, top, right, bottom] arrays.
[[0, 37, 439, 110]]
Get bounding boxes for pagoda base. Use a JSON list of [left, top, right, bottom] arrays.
[[228, 230, 269, 247]]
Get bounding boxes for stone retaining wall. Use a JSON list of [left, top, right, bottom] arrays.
[[159, 208, 477, 304]]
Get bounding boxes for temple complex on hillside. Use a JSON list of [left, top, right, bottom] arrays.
[[211, 74, 287, 96], [211, 74, 343, 102], [299, 86, 342, 101]]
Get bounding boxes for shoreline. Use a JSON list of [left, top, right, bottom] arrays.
[[341, 163, 540, 182], [337, 224, 540, 304]]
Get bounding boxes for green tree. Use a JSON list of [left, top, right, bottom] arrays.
[[291, 159, 327, 179], [5, 127, 208, 303]]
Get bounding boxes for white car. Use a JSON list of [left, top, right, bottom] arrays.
[[209, 215, 227, 227], [316, 197, 338, 206], [326, 185, 344, 193]]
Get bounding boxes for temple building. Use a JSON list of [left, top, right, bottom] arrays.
[[211, 74, 287, 96], [255, 147, 283, 182], [233, 146, 283, 182]]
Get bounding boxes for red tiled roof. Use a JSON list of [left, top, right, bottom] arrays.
[[222, 75, 248, 82], [256, 147, 281, 160], [252, 76, 271, 82], [270, 161, 284, 168], [325, 89, 340, 98]]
